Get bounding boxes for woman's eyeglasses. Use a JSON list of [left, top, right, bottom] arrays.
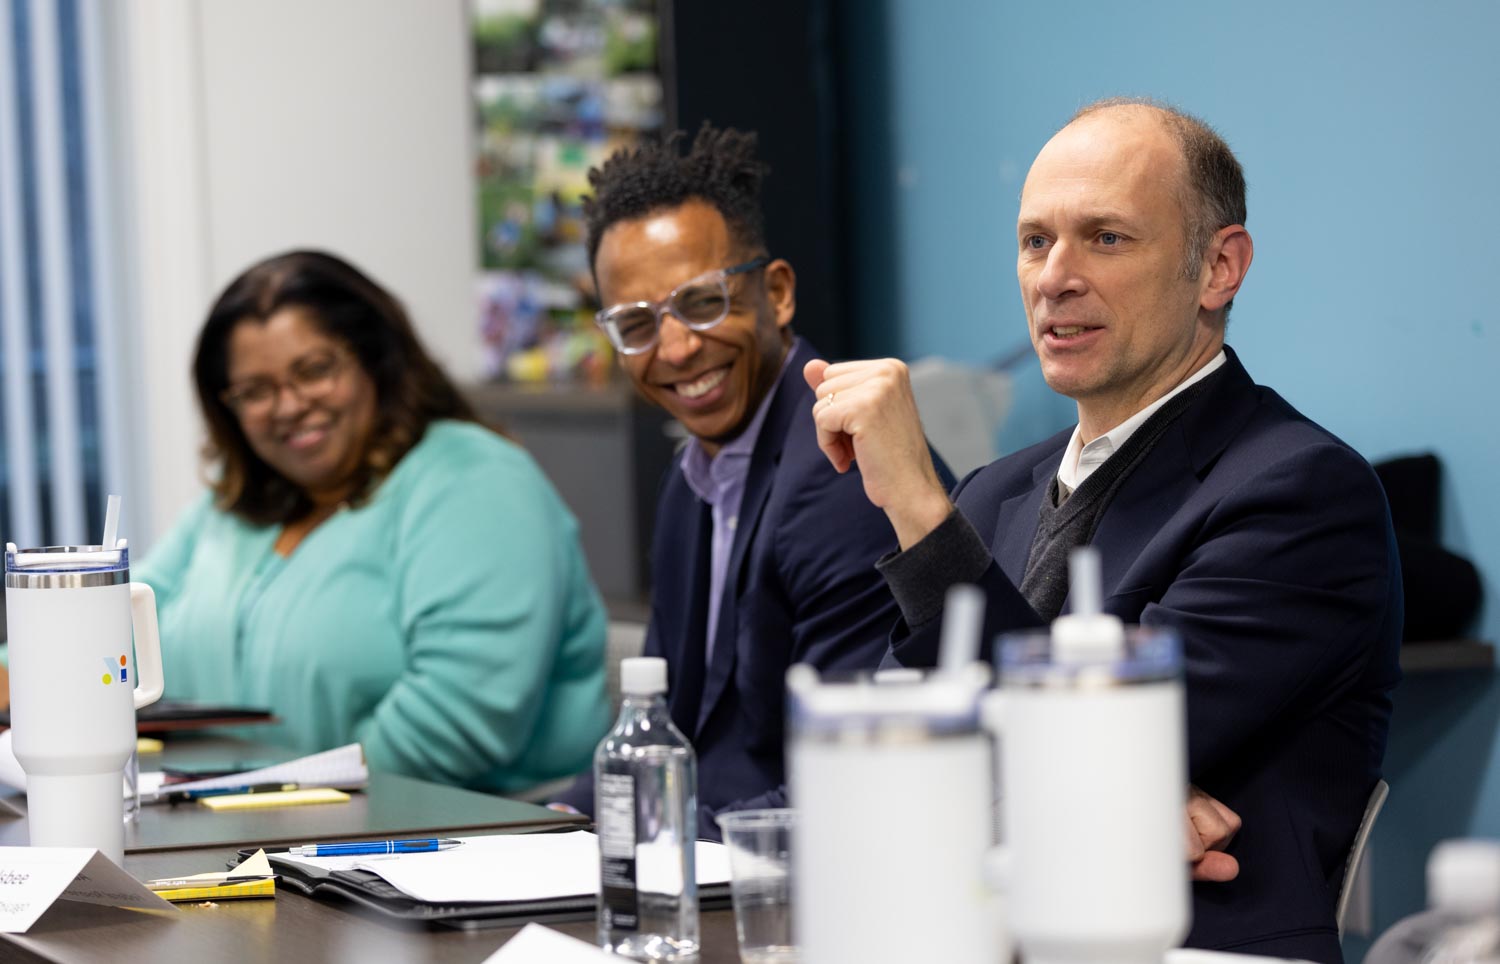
[[594, 256, 770, 355], [220, 350, 351, 418]]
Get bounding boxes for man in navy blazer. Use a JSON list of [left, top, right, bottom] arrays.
[[553, 126, 950, 834], [806, 100, 1401, 960]]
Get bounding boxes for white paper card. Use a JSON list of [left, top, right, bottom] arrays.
[[0, 846, 177, 932], [483, 922, 615, 963], [0, 731, 27, 792], [1167, 952, 1316, 963], [277, 830, 730, 905]]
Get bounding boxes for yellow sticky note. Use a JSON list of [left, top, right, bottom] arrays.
[[136, 737, 165, 755], [154, 878, 276, 902], [198, 788, 350, 811]]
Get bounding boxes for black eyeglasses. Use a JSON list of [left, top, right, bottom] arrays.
[[594, 256, 770, 354]]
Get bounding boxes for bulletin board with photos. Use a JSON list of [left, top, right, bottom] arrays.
[[472, 0, 664, 386]]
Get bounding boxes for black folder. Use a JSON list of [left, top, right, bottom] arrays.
[[0, 699, 276, 733], [232, 842, 732, 931]]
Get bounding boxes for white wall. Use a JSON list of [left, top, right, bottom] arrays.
[[120, 0, 477, 546]]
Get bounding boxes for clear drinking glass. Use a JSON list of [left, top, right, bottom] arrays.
[[716, 809, 798, 964], [123, 747, 140, 823]]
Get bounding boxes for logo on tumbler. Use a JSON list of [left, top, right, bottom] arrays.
[[101, 655, 127, 686]]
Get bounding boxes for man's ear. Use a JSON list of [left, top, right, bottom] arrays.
[[1199, 225, 1253, 314], [765, 258, 797, 330]]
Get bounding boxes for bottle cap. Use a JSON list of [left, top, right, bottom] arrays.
[[620, 657, 668, 696], [1428, 838, 1500, 914]]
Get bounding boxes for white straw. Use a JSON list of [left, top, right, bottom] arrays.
[[1068, 546, 1103, 617], [938, 583, 985, 674], [101, 493, 121, 550]]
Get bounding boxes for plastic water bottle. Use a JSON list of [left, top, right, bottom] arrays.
[[1365, 839, 1500, 964], [596, 657, 699, 960]]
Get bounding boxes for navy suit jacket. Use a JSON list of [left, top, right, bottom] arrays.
[[888, 348, 1402, 962], [560, 339, 953, 837]]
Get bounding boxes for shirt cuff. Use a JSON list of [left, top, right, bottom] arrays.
[[876, 509, 994, 631]]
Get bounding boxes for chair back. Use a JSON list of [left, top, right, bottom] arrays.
[[1337, 777, 1391, 936], [605, 621, 648, 712]]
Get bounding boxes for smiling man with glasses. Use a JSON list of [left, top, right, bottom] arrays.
[[552, 125, 953, 834]]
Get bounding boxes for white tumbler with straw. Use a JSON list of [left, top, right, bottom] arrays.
[[984, 548, 1190, 964], [788, 585, 1006, 964], [5, 497, 164, 864]]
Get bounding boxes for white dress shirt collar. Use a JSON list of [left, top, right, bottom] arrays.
[[1056, 350, 1227, 498]]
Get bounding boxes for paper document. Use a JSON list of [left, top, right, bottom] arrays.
[[278, 830, 730, 904], [149, 848, 275, 887], [146, 851, 278, 902], [150, 743, 367, 796]]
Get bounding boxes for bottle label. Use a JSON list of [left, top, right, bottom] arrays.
[[598, 772, 639, 932]]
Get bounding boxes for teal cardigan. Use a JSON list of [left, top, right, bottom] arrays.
[[137, 420, 609, 794]]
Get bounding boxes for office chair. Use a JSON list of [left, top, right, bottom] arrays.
[[1337, 778, 1390, 936], [508, 621, 648, 805], [603, 620, 648, 712]]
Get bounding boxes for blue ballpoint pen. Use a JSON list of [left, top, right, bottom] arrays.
[[287, 838, 463, 857]]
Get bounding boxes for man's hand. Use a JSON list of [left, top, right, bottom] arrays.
[[1186, 784, 1241, 882], [803, 358, 952, 549]]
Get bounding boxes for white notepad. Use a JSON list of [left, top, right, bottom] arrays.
[[155, 743, 368, 794]]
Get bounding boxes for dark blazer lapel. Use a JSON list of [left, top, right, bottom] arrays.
[[991, 451, 1061, 585], [1088, 347, 1259, 601], [1178, 346, 1259, 476], [1090, 421, 1198, 600], [694, 340, 811, 735], [664, 495, 713, 734]]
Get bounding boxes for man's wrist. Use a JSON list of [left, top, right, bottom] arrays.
[[885, 485, 955, 550], [877, 508, 992, 631]]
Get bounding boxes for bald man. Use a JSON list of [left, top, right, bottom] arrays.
[[805, 100, 1401, 961]]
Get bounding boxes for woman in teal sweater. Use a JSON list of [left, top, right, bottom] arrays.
[[138, 250, 609, 794]]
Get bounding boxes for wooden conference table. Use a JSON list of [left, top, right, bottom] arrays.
[[0, 737, 741, 963]]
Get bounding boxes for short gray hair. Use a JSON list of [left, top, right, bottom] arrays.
[[1071, 98, 1247, 315]]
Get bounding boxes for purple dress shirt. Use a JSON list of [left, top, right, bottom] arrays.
[[678, 339, 799, 662]]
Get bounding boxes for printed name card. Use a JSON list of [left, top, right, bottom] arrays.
[[0, 847, 177, 932], [484, 923, 616, 963]]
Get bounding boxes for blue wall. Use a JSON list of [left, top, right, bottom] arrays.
[[845, 0, 1500, 951]]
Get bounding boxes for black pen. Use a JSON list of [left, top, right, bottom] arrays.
[[159, 782, 299, 805]]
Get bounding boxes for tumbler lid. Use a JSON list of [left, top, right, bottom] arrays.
[[786, 662, 991, 741], [996, 625, 1180, 688], [1428, 839, 1500, 914], [6, 544, 128, 574], [5, 545, 130, 589]]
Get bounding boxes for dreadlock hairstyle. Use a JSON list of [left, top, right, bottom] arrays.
[[583, 123, 770, 269]]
